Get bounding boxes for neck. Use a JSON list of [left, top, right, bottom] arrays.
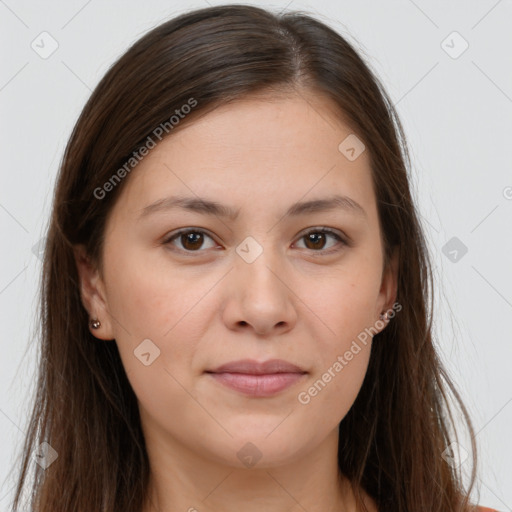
[[141, 426, 374, 512]]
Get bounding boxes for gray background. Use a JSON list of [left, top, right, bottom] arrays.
[[1, 0, 511, 509]]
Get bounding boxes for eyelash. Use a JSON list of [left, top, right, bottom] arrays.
[[162, 227, 348, 256]]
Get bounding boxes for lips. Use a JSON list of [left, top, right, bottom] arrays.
[[205, 359, 307, 397], [207, 358, 306, 375]]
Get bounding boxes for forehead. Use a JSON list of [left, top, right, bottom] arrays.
[[112, 92, 375, 220], [169, 91, 357, 153]]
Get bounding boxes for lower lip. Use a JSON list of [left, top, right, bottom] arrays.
[[207, 372, 306, 397]]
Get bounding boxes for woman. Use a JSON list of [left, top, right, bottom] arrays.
[[10, 4, 497, 511]]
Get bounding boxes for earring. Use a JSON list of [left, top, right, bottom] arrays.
[[90, 318, 101, 329], [380, 311, 389, 322]]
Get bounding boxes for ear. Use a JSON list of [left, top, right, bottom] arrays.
[[376, 245, 399, 328], [73, 244, 115, 340]]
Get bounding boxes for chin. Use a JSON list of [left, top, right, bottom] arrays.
[[202, 426, 311, 470]]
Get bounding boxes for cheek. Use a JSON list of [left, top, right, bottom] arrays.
[[302, 346, 371, 405], [103, 250, 214, 388], [293, 256, 380, 413], [302, 261, 382, 347], [295, 314, 373, 429], [105, 246, 213, 339], [105, 267, 208, 426]]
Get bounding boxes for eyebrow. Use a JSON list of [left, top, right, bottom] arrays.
[[138, 193, 367, 221]]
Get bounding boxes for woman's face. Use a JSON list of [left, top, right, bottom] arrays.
[[77, 91, 397, 469]]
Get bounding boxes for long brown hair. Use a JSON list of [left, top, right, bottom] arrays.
[[11, 4, 479, 511]]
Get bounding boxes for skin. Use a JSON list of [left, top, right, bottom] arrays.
[[75, 90, 398, 512]]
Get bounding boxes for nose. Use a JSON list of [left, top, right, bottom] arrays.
[[221, 249, 298, 337]]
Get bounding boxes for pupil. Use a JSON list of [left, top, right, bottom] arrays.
[[183, 232, 202, 250], [307, 233, 325, 249]]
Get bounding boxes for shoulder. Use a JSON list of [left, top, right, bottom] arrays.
[[477, 507, 500, 512]]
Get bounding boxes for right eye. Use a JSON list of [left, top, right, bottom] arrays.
[[162, 228, 219, 253]]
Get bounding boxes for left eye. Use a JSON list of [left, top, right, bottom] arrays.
[[294, 228, 346, 252], [163, 228, 346, 254]]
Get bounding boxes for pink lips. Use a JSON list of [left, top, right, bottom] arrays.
[[206, 359, 307, 397]]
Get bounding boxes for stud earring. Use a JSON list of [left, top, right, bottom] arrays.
[[90, 318, 101, 329], [380, 311, 389, 322]]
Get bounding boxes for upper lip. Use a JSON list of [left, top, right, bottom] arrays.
[[207, 359, 307, 375]]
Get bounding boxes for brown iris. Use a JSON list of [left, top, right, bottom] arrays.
[[303, 232, 328, 250], [181, 232, 204, 251]]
